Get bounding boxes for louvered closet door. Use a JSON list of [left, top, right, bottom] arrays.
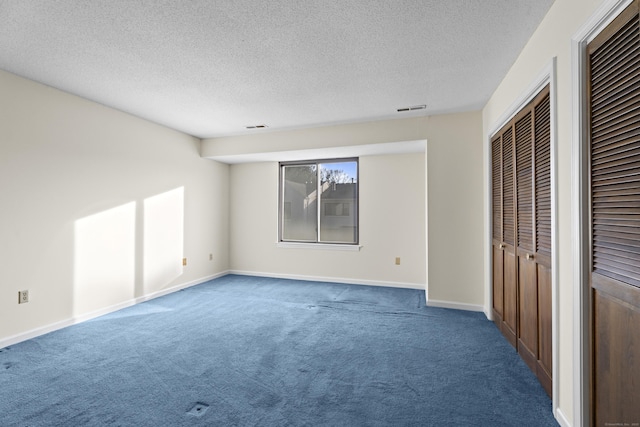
[[492, 136, 505, 327], [588, 1, 640, 424], [514, 88, 552, 397], [491, 85, 552, 396], [491, 122, 518, 348], [515, 107, 538, 372], [533, 91, 552, 395], [502, 125, 519, 347]]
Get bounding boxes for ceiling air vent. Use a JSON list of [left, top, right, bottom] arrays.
[[397, 105, 426, 112], [246, 124, 268, 129]]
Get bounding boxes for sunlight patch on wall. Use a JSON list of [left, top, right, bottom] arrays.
[[143, 187, 184, 292], [74, 202, 136, 316]]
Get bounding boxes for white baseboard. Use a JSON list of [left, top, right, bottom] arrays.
[[2, 272, 485, 349], [228, 269, 426, 290], [426, 298, 485, 313], [0, 271, 228, 350], [230, 271, 486, 314], [0, 317, 77, 351], [555, 407, 571, 427]]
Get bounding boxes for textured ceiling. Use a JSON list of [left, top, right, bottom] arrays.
[[0, 1, 555, 138]]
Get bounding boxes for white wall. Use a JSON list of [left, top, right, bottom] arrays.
[[206, 112, 484, 305], [425, 113, 484, 307], [229, 153, 426, 287], [0, 70, 229, 344], [482, 0, 605, 424], [1, 67, 484, 344], [201, 116, 428, 159]]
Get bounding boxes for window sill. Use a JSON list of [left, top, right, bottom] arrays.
[[276, 242, 362, 251]]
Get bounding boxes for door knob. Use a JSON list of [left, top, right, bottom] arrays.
[[526, 253, 534, 260]]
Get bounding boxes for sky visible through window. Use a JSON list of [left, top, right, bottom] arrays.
[[322, 161, 357, 183]]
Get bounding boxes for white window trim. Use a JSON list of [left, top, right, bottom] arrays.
[[276, 242, 362, 251], [279, 158, 359, 245]]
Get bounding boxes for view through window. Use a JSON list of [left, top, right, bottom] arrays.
[[280, 159, 358, 244]]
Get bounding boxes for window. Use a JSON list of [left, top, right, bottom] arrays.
[[280, 159, 358, 244]]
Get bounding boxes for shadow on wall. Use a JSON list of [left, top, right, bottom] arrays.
[[73, 187, 184, 317]]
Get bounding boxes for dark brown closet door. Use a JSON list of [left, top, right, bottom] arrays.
[[515, 108, 539, 372], [588, 1, 640, 424], [514, 88, 552, 397], [502, 125, 519, 347], [492, 123, 518, 348], [534, 91, 552, 396], [491, 84, 552, 396], [492, 136, 505, 326]]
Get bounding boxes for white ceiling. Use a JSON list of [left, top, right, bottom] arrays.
[[0, 1, 555, 139]]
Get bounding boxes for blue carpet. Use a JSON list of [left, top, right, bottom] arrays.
[[0, 275, 557, 426]]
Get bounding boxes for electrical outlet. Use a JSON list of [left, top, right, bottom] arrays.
[[209, 253, 213, 261], [182, 258, 187, 266], [18, 290, 29, 304], [395, 257, 401, 265]]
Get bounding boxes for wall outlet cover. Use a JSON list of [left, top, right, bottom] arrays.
[[18, 290, 29, 304]]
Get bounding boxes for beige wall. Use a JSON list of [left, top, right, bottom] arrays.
[[228, 154, 426, 287], [425, 113, 484, 307], [201, 117, 428, 159], [0, 70, 229, 344], [209, 111, 484, 306], [0, 68, 484, 343], [482, 0, 605, 424]]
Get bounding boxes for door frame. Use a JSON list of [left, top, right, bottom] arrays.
[[485, 58, 558, 415], [571, 1, 634, 426]]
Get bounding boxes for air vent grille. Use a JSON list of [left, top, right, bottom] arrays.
[[397, 105, 426, 112]]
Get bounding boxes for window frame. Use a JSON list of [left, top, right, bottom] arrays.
[[278, 157, 359, 246]]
